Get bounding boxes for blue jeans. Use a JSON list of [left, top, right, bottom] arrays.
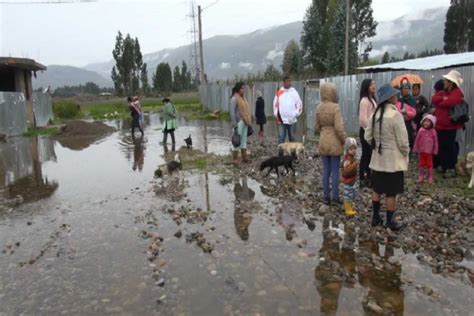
[[322, 155, 341, 201], [278, 123, 296, 144]]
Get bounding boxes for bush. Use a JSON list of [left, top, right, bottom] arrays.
[[53, 100, 81, 119]]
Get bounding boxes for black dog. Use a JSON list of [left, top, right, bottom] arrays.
[[167, 154, 182, 174], [260, 155, 295, 178], [184, 135, 192, 149]]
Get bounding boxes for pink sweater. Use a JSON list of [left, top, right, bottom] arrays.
[[359, 97, 376, 129], [413, 128, 438, 155], [395, 101, 416, 121]]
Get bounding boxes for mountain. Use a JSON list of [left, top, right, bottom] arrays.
[[32, 65, 113, 89], [39, 7, 448, 87]]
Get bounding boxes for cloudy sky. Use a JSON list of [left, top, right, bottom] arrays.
[[0, 0, 449, 67]]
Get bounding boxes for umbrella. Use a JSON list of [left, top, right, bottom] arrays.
[[391, 74, 424, 87]]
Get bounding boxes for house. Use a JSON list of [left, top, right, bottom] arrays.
[[0, 57, 47, 128]]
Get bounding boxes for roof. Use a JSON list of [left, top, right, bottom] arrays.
[[359, 52, 474, 71], [0, 57, 47, 71]]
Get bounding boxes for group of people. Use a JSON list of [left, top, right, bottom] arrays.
[[230, 70, 467, 232], [128, 96, 178, 145]]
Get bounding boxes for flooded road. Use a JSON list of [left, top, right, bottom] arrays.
[[1, 114, 473, 315]]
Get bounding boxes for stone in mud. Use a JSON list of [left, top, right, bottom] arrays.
[[366, 301, 384, 314], [157, 278, 165, 287], [297, 240, 308, 248], [174, 230, 183, 239]]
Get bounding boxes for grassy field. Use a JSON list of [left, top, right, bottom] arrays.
[[22, 127, 60, 137], [52, 92, 230, 122]]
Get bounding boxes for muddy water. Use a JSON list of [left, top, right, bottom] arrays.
[[0, 114, 473, 315]]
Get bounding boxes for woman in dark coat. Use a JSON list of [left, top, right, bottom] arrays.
[[412, 83, 430, 130], [255, 90, 266, 139], [129, 96, 144, 138]]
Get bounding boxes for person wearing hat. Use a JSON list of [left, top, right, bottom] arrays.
[[413, 114, 438, 183], [162, 97, 177, 145], [365, 83, 409, 231], [341, 137, 358, 217], [431, 70, 465, 178], [255, 90, 267, 140]]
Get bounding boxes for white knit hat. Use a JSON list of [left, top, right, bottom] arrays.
[[344, 137, 357, 152]]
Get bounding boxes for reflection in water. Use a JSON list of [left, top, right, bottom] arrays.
[[233, 172, 255, 241], [132, 137, 145, 172], [0, 136, 58, 203], [163, 143, 176, 154], [315, 223, 404, 315]]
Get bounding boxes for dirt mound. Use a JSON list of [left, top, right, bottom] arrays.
[[57, 120, 115, 137]]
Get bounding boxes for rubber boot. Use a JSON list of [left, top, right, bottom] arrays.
[[170, 131, 176, 145], [241, 149, 250, 163], [162, 132, 168, 145], [428, 168, 434, 184], [371, 201, 383, 227], [344, 202, 357, 217], [385, 211, 404, 231], [232, 151, 240, 166], [418, 168, 424, 183]]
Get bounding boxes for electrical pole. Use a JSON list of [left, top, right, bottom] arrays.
[[344, 0, 350, 76], [198, 5, 205, 85]]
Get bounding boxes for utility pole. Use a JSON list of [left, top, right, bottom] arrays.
[[344, 0, 350, 76], [198, 5, 205, 85]]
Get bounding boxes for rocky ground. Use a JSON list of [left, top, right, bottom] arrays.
[[235, 138, 474, 286]]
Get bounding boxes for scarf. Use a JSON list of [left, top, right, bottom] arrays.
[[235, 94, 251, 125]]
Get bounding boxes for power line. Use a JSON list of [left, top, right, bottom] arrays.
[[0, 0, 97, 4]]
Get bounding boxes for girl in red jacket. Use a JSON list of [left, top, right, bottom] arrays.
[[432, 70, 464, 178], [413, 114, 438, 183]]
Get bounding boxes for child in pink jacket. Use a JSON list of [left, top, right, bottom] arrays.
[[413, 114, 439, 183]]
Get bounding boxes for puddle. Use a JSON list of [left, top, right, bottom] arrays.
[[0, 114, 473, 315]]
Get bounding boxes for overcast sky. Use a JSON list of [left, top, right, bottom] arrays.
[[0, 0, 449, 67]]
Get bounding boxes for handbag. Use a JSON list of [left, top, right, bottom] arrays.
[[449, 101, 470, 124], [232, 127, 241, 147], [247, 125, 254, 137]]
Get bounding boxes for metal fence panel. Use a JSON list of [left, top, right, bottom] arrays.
[[32, 92, 53, 127], [200, 66, 474, 155], [0, 92, 27, 136]]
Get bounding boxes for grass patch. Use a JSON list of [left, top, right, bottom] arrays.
[[22, 127, 59, 137], [183, 158, 208, 170], [53, 100, 82, 119]]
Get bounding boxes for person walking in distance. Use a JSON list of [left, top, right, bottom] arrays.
[[255, 90, 267, 140], [273, 76, 303, 144]]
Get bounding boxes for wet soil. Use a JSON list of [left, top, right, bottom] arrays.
[[0, 113, 473, 315]]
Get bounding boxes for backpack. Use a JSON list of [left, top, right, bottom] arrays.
[[449, 101, 470, 124]]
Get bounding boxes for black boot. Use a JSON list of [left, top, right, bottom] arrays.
[[371, 201, 383, 227], [385, 211, 404, 231], [162, 132, 168, 145], [170, 131, 176, 145]]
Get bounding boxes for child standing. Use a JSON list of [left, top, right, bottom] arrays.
[[413, 114, 438, 183], [341, 138, 358, 217]]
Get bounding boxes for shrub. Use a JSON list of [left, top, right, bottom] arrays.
[[53, 100, 81, 119]]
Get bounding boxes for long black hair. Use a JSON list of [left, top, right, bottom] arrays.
[[231, 81, 245, 98], [371, 101, 389, 154], [359, 79, 377, 111]]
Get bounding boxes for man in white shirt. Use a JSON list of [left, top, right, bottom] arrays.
[[273, 76, 303, 144]]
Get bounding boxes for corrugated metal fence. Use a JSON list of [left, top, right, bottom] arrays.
[[0, 92, 28, 136], [200, 66, 474, 155], [33, 92, 54, 127], [0, 92, 53, 136]]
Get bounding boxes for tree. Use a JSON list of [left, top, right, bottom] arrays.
[[301, 0, 377, 76], [382, 52, 390, 63], [328, 0, 357, 75], [140, 63, 150, 96], [263, 64, 282, 81], [282, 40, 303, 78], [111, 31, 145, 96], [172, 66, 182, 92], [153, 63, 173, 93], [444, 0, 474, 53], [301, 0, 331, 76]]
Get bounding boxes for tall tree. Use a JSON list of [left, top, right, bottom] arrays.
[[140, 63, 150, 96], [282, 40, 303, 78], [381, 51, 390, 63], [263, 64, 282, 81], [153, 63, 173, 93], [352, 0, 378, 61], [444, 0, 474, 53], [111, 31, 145, 96], [180, 61, 190, 90], [172, 66, 182, 92]]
